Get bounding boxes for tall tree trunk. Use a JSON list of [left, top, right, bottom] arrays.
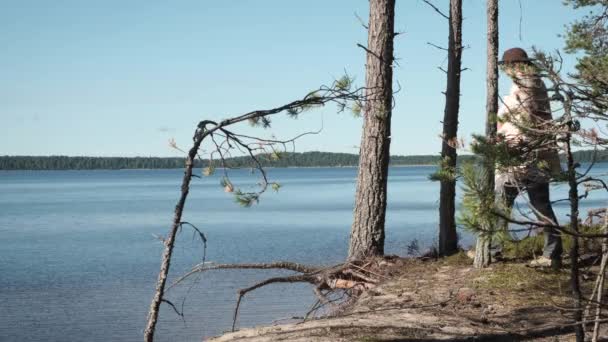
[[348, 0, 395, 261], [438, 0, 463, 256], [474, 0, 499, 268]]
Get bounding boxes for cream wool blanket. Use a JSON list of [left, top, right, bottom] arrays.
[[496, 80, 561, 183]]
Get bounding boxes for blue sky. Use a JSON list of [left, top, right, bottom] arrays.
[[0, 0, 584, 157]]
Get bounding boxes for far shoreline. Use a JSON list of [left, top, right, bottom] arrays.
[[3, 161, 608, 172], [0, 164, 440, 172], [3, 150, 605, 171]]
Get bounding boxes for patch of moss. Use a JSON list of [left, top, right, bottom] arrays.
[[470, 263, 570, 306]]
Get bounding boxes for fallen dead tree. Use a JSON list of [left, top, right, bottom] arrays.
[[169, 257, 398, 331]]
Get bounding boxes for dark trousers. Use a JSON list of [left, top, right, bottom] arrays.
[[496, 174, 563, 259]]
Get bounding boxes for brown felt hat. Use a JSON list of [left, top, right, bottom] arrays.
[[498, 47, 534, 65]]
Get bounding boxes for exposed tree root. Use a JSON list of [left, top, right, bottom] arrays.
[[170, 256, 399, 331]]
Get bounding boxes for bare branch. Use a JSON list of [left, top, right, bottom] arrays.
[[232, 273, 314, 331], [354, 11, 368, 30], [427, 42, 448, 51], [357, 43, 390, 66], [161, 299, 184, 321], [421, 0, 449, 20], [168, 261, 322, 290]]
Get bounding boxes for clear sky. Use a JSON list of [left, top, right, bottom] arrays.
[[0, 0, 585, 157]]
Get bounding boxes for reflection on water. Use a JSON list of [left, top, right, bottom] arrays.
[[0, 165, 606, 341]]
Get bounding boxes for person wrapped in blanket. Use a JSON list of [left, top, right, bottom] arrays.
[[495, 47, 563, 268]]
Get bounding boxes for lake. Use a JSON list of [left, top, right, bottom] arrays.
[[1, 165, 607, 341]]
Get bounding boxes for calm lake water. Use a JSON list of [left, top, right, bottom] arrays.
[[1, 165, 607, 341]]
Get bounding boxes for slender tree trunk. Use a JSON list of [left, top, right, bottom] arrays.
[[474, 0, 498, 268], [566, 128, 584, 342], [348, 0, 395, 260], [144, 128, 207, 342], [438, 0, 462, 256]]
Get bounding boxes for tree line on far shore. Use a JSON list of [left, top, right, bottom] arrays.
[[1, 150, 606, 170]]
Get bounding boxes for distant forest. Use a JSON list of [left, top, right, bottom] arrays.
[[1, 150, 607, 170]]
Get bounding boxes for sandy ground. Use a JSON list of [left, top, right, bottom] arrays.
[[208, 255, 603, 341]]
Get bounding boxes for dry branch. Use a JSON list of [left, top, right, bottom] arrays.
[[168, 261, 322, 290], [421, 0, 449, 20]]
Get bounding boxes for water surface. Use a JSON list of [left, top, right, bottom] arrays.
[[1, 165, 606, 341]]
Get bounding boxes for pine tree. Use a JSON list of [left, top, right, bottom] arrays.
[[348, 0, 396, 260], [564, 0, 608, 99]]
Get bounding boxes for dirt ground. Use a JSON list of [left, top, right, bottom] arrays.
[[208, 254, 605, 341]]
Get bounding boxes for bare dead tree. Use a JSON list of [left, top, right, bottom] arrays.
[[348, 0, 396, 260], [143, 79, 368, 342], [536, 52, 608, 340], [474, 0, 499, 268]]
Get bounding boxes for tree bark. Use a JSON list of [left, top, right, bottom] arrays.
[[348, 0, 395, 260], [474, 0, 499, 268], [438, 0, 463, 256], [144, 139, 204, 342]]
